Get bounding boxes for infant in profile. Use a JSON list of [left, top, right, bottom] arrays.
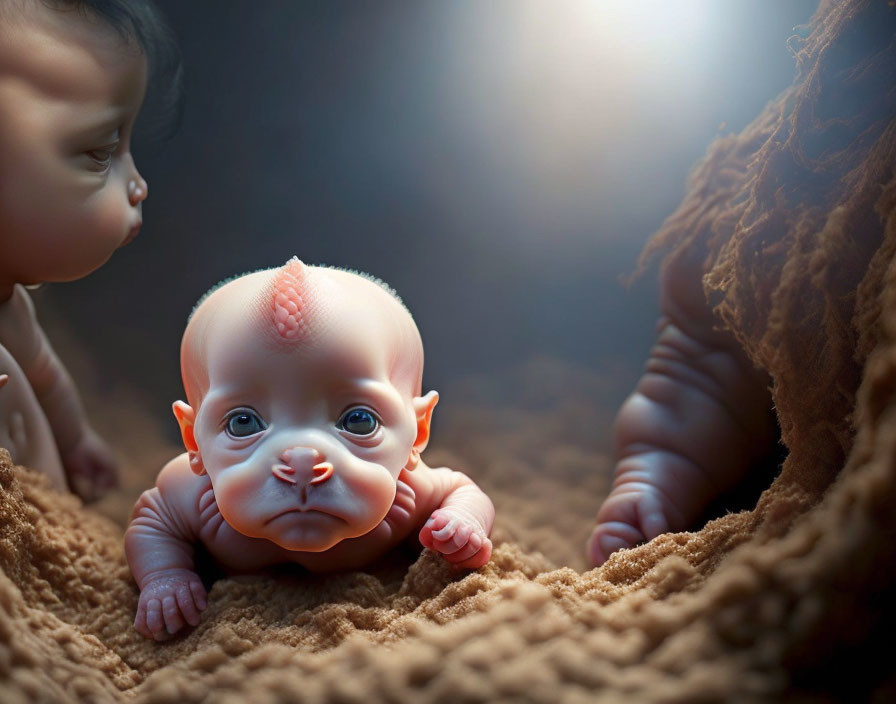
[[0, 0, 165, 498], [126, 257, 495, 640]]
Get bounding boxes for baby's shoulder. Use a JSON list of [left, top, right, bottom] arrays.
[[154, 453, 211, 517], [157, 452, 206, 490]]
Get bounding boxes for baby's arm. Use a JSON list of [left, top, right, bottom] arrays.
[[0, 286, 117, 498], [587, 248, 776, 566], [124, 455, 208, 640], [418, 465, 495, 569]]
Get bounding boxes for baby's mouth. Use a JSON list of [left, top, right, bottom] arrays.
[[264, 508, 344, 526], [120, 221, 142, 247]]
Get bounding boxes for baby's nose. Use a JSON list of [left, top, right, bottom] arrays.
[[272, 446, 334, 485], [127, 175, 148, 207]]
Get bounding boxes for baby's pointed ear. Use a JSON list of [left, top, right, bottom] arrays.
[[410, 390, 439, 457], [172, 400, 205, 475]]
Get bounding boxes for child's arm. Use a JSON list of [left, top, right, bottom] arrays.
[[0, 286, 117, 498], [587, 247, 776, 565], [124, 455, 208, 640], [418, 466, 495, 569]]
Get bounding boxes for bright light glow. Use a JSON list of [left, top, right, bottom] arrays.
[[438, 1, 717, 215], [594, 0, 712, 47]]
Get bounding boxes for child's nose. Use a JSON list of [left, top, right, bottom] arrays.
[[272, 446, 334, 485], [127, 174, 148, 207]]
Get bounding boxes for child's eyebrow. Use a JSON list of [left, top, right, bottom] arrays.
[[201, 388, 249, 416], [328, 379, 405, 414], [66, 109, 125, 143]]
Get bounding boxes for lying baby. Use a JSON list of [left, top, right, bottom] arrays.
[[125, 258, 495, 640]]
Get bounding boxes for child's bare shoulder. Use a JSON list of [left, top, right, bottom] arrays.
[[156, 453, 206, 492], [141, 453, 210, 527]]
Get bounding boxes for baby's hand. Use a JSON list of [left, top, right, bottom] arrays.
[[419, 507, 492, 569], [61, 426, 119, 501], [134, 569, 207, 641], [586, 478, 676, 566]]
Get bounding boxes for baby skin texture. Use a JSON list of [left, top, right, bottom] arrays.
[[126, 258, 495, 640], [587, 247, 776, 566], [0, 2, 149, 497]]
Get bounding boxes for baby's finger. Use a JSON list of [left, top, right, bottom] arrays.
[[452, 536, 492, 569], [636, 493, 671, 541], [433, 522, 474, 554], [145, 598, 167, 640], [175, 583, 201, 627], [426, 511, 452, 533], [431, 517, 459, 542], [442, 533, 481, 563], [161, 595, 185, 635], [134, 603, 151, 639], [418, 524, 435, 549], [586, 521, 643, 566], [190, 580, 208, 611]]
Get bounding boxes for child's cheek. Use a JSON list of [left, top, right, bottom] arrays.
[[84, 193, 129, 247], [49, 198, 128, 278], [208, 459, 270, 531], [345, 439, 405, 477]]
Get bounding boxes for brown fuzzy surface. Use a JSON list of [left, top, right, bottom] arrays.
[[3, 0, 896, 701]]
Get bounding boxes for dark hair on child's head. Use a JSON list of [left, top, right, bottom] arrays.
[[46, 0, 184, 142]]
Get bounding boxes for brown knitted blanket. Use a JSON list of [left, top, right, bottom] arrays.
[[2, 0, 894, 701]]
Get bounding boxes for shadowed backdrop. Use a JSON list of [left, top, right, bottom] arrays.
[[39, 0, 816, 443]]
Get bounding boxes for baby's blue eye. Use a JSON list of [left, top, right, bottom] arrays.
[[225, 410, 267, 438], [338, 408, 379, 436]]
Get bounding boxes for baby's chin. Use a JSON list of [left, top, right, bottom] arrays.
[[251, 509, 370, 552]]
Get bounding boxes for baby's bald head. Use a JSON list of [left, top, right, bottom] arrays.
[[181, 258, 424, 409]]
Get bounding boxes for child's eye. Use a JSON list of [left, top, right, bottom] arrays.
[[85, 145, 117, 171], [337, 407, 379, 436], [225, 410, 267, 438]]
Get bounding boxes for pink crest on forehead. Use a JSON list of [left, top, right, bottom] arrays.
[[270, 256, 310, 342]]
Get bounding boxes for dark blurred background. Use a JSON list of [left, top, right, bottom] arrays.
[[40, 0, 817, 443]]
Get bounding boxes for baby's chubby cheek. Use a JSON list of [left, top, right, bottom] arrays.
[[208, 454, 400, 552]]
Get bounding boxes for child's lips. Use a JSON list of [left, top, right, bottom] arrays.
[[264, 508, 345, 526], [120, 221, 142, 247]]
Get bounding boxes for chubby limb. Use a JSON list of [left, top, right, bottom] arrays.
[[587, 320, 776, 566], [1, 287, 117, 499], [131, 568, 208, 642], [587, 249, 776, 567], [0, 350, 65, 489], [125, 459, 207, 640], [418, 468, 495, 569]]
